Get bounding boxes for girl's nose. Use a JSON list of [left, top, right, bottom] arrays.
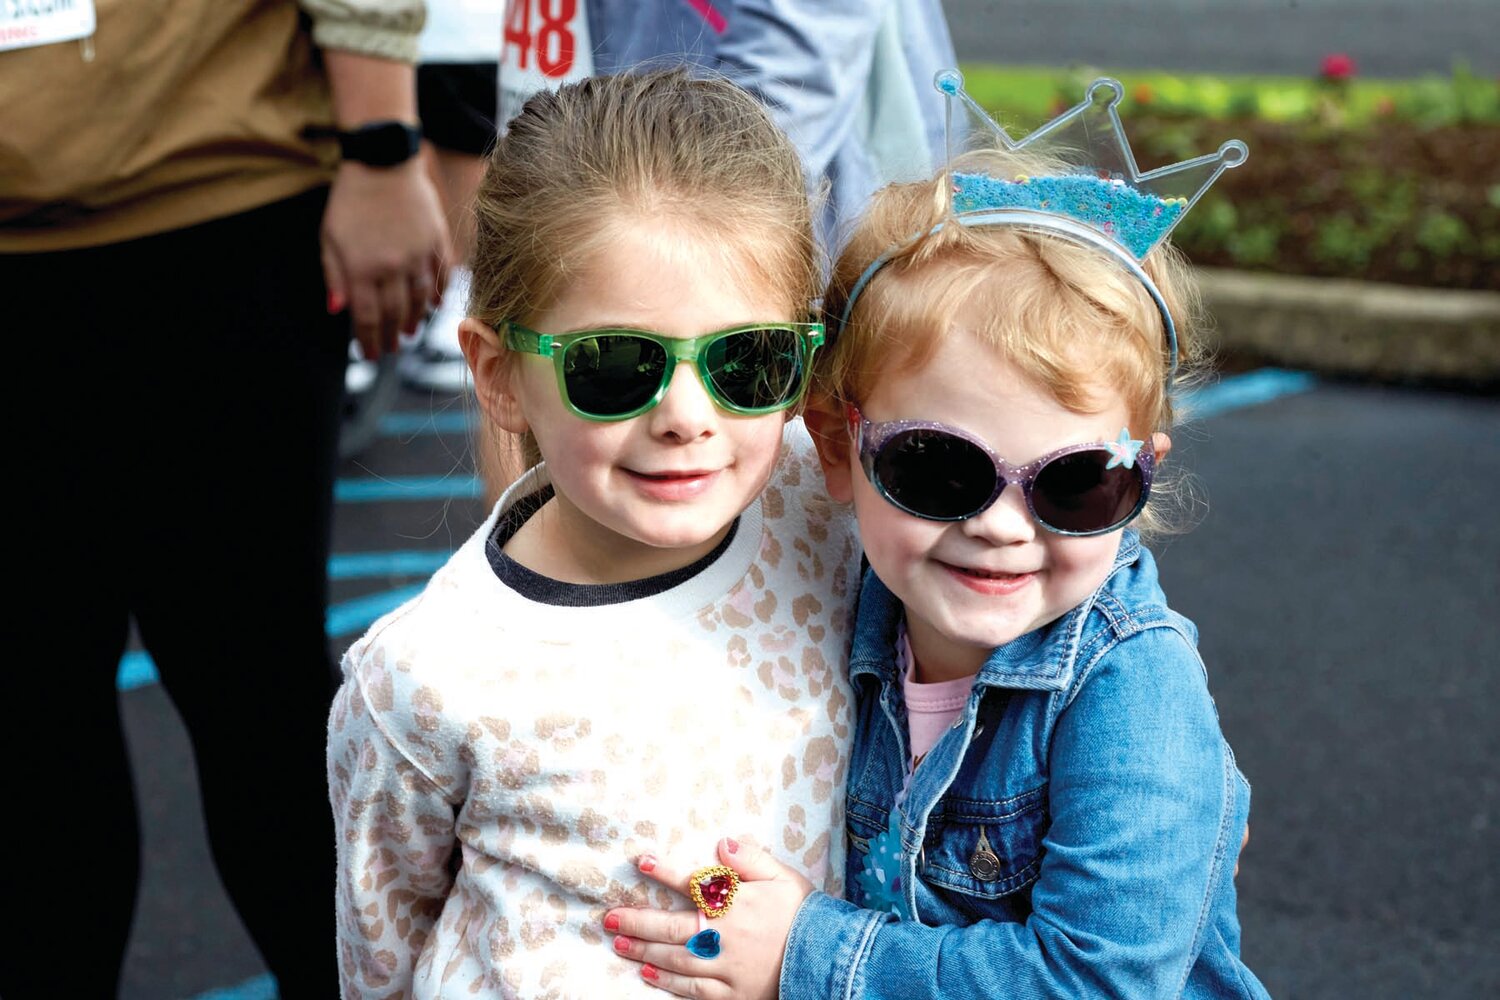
[[646, 361, 717, 442], [959, 483, 1036, 545]]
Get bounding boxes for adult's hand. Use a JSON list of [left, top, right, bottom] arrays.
[[322, 157, 450, 358], [319, 48, 452, 358]]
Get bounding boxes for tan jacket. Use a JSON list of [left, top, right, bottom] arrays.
[[0, 0, 425, 251]]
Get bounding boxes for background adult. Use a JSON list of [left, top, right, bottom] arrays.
[[397, 0, 506, 393], [499, 0, 956, 248], [0, 1, 447, 996]]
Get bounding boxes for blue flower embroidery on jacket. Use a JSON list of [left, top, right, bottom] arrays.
[[855, 810, 912, 920]]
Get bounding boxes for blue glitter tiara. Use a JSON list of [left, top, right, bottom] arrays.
[[837, 70, 1248, 380]]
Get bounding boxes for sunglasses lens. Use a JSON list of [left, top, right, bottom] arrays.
[[875, 429, 998, 520], [1031, 450, 1143, 533], [562, 335, 668, 417], [705, 327, 805, 411]]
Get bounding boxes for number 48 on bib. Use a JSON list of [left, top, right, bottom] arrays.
[[504, 0, 581, 78], [498, 0, 594, 129]]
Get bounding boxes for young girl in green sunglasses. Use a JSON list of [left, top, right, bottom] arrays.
[[326, 69, 862, 998]]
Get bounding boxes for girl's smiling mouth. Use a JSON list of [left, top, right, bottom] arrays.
[[941, 562, 1036, 594], [625, 467, 721, 500]]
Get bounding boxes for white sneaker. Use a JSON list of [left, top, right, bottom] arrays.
[[399, 265, 473, 394], [346, 339, 379, 395]]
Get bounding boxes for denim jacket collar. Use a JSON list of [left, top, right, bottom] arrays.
[[848, 531, 1143, 694]]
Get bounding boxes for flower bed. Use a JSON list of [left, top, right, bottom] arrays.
[[959, 63, 1499, 292]]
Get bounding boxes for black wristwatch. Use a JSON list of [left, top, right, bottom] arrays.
[[318, 120, 423, 167]]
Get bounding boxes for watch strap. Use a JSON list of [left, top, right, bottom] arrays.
[[308, 120, 423, 167]]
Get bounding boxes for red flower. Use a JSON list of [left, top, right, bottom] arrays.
[[1320, 53, 1356, 81]]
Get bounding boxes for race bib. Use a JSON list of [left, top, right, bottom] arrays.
[[420, 0, 505, 64], [497, 0, 593, 132], [1, 0, 94, 52]]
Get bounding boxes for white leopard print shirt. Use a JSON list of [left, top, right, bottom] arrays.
[[328, 431, 860, 998]]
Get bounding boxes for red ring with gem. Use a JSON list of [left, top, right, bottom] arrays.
[[687, 865, 740, 919]]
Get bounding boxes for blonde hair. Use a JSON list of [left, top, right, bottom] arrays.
[[818, 156, 1211, 536], [468, 69, 820, 491]]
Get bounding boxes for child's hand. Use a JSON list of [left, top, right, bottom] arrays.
[[604, 836, 812, 999]]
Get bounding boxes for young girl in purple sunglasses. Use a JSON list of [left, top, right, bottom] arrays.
[[606, 74, 1268, 1000]]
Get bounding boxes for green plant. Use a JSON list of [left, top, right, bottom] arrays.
[[1414, 210, 1472, 259], [1173, 197, 1236, 246], [951, 62, 1499, 291], [1224, 223, 1283, 268], [1312, 213, 1376, 270], [957, 62, 1500, 128]]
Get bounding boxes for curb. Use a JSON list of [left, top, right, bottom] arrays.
[[1195, 267, 1500, 387]]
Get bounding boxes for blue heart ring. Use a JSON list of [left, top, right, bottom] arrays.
[[685, 928, 722, 959]]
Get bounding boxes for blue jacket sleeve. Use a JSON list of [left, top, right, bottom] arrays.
[[781, 625, 1243, 999]]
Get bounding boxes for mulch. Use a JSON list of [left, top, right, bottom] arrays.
[[1139, 116, 1500, 292]]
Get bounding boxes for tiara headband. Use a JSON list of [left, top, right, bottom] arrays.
[[836, 70, 1248, 382]]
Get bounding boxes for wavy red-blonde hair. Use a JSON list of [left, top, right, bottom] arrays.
[[819, 160, 1213, 536]]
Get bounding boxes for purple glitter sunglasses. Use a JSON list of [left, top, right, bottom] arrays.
[[851, 407, 1156, 536]]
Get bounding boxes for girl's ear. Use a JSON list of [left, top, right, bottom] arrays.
[[460, 318, 529, 434], [1152, 431, 1173, 464], [802, 395, 855, 503]]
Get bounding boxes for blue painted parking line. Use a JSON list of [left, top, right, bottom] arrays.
[[379, 409, 475, 436], [325, 582, 429, 637], [329, 550, 452, 580], [368, 370, 1319, 447], [335, 474, 481, 502], [1179, 367, 1318, 420], [118, 650, 159, 692], [364, 369, 1318, 446], [190, 972, 278, 1000], [118, 582, 433, 691]]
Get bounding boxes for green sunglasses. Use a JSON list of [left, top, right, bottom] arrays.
[[503, 321, 825, 422]]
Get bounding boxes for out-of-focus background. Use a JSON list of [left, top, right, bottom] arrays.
[[113, 2, 1496, 998]]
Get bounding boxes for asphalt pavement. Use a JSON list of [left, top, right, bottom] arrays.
[[943, 0, 1497, 77], [1158, 378, 1499, 998], [114, 372, 1500, 1000]]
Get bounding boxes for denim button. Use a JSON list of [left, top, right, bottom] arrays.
[[969, 849, 1001, 881], [969, 827, 1001, 882]]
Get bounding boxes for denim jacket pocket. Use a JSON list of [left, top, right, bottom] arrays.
[[845, 795, 893, 850], [920, 783, 1047, 900]]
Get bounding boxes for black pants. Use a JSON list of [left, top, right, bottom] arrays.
[[417, 61, 499, 156], [1, 188, 347, 999]]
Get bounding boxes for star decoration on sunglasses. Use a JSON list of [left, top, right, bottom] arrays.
[[1104, 428, 1145, 470]]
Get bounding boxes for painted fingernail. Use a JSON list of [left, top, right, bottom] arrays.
[[327, 291, 345, 314], [638, 854, 657, 873], [725, 838, 740, 854], [613, 935, 631, 953], [604, 913, 621, 932], [641, 964, 660, 982]]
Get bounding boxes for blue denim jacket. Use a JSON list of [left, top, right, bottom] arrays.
[[781, 533, 1270, 999]]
